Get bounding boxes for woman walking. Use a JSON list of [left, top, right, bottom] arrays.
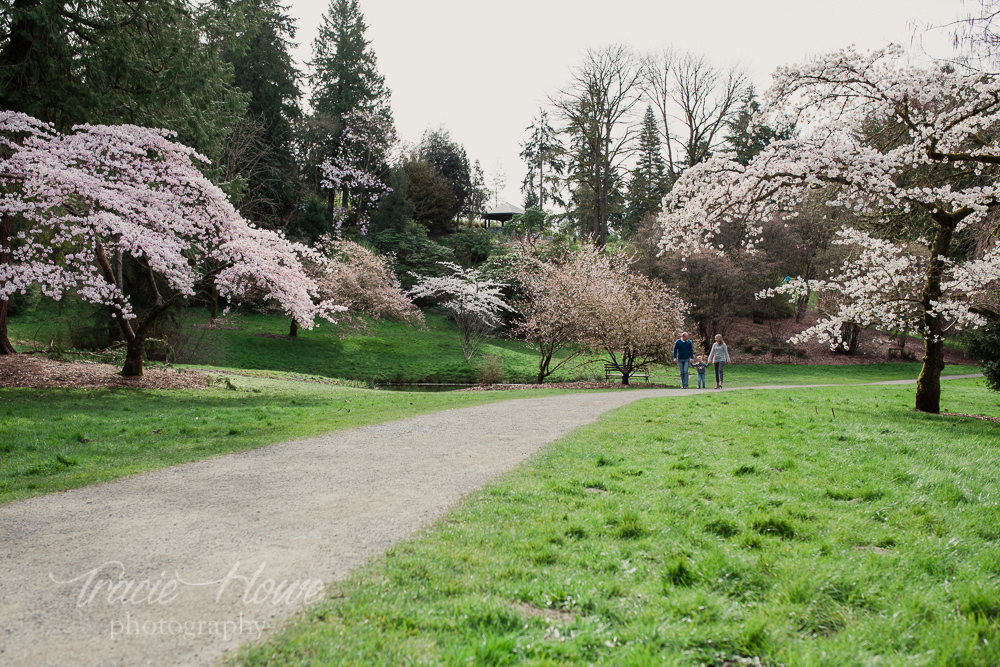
[[707, 334, 731, 389]]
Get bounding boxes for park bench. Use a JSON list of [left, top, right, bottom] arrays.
[[605, 363, 650, 384]]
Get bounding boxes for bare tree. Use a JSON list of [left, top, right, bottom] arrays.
[[552, 44, 643, 246], [915, 0, 1000, 72], [638, 48, 679, 178], [640, 50, 749, 182]]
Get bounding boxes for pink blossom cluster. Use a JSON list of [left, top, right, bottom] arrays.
[[310, 234, 422, 332], [0, 112, 330, 328]]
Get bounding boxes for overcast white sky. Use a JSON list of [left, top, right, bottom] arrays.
[[287, 0, 967, 206]]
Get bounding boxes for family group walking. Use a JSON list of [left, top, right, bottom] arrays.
[[672, 332, 731, 389]]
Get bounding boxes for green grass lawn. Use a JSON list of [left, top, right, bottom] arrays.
[[0, 376, 582, 504], [7, 301, 977, 385], [6, 303, 602, 384], [231, 379, 1000, 667]]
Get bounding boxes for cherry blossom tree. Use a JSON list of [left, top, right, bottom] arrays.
[[0, 112, 336, 375], [515, 246, 687, 385], [659, 46, 1000, 413], [310, 234, 423, 332], [408, 262, 512, 362], [512, 251, 591, 384], [318, 109, 394, 235], [576, 249, 688, 384]]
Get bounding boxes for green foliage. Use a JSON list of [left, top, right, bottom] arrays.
[[370, 220, 454, 286], [221, 0, 302, 224], [450, 228, 495, 267], [419, 127, 472, 220], [503, 207, 549, 239], [368, 166, 414, 233], [0, 0, 248, 158], [293, 195, 334, 243], [308, 0, 387, 120], [623, 106, 669, 238], [232, 380, 1000, 666], [725, 86, 795, 167], [519, 108, 565, 210], [5, 285, 40, 318], [401, 159, 457, 236], [966, 320, 1000, 391]]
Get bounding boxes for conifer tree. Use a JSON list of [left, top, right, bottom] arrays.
[[222, 0, 303, 225], [519, 109, 565, 210], [309, 0, 388, 121], [307, 0, 392, 219], [623, 105, 668, 236]]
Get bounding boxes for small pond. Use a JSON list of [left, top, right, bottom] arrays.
[[373, 384, 476, 392]]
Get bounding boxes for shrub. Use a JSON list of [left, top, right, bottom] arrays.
[[966, 321, 1000, 392], [475, 355, 504, 385]]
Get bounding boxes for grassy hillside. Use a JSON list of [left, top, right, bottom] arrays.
[[5, 301, 976, 386]]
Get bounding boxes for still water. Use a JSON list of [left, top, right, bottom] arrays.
[[373, 384, 475, 392]]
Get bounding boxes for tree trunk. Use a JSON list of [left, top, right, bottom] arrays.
[[0, 213, 13, 354], [795, 287, 811, 323], [0, 299, 15, 355], [210, 286, 219, 323], [915, 337, 944, 414], [289, 319, 298, 338], [914, 213, 958, 414], [120, 335, 145, 377]]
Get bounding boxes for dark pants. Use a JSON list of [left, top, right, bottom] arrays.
[[714, 361, 726, 385]]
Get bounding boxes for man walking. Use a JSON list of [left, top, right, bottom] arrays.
[[673, 331, 695, 389]]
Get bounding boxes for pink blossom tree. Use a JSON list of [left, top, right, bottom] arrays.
[[516, 246, 688, 384], [659, 46, 1000, 413], [0, 112, 336, 375], [318, 109, 395, 235], [310, 234, 423, 332], [408, 262, 512, 362]]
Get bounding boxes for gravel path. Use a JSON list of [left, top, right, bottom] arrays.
[[0, 377, 981, 666]]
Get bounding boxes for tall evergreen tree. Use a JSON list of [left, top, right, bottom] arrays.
[[725, 87, 793, 166], [623, 105, 668, 237], [309, 0, 388, 120], [307, 0, 392, 216], [221, 0, 302, 225], [519, 109, 565, 210]]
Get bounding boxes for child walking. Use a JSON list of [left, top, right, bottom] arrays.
[[692, 355, 708, 389]]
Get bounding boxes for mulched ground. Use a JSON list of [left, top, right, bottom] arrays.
[[941, 412, 1000, 424], [724, 316, 974, 367], [0, 354, 209, 390]]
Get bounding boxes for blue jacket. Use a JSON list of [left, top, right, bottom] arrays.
[[673, 338, 694, 361]]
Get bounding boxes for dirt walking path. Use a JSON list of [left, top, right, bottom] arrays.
[[0, 377, 981, 666]]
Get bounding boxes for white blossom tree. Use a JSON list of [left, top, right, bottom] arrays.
[[0, 112, 338, 375], [408, 262, 511, 362], [659, 46, 1000, 413]]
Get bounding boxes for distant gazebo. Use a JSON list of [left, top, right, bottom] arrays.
[[483, 202, 524, 228]]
